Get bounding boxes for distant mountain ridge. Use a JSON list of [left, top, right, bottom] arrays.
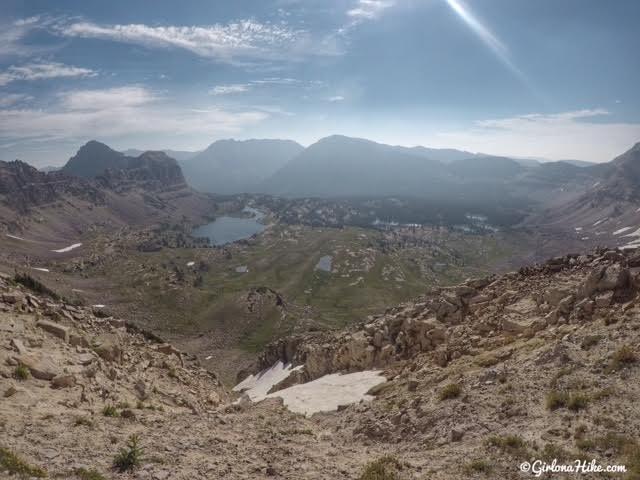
[[181, 138, 304, 195], [121, 149, 200, 162]]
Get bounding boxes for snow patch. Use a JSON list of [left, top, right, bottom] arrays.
[[234, 362, 386, 417], [235, 265, 248, 273], [614, 227, 633, 235], [233, 361, 303, 401], [52, 243, 82, 253], [186, 261, 195, 267], [92, 304, 106, 308], [574, 227, 583, 232], [6, 234, 24, 240], [593, 218, 607, 226], [623, 227, 640, 239], [268, 371, 386, 417], [32, 267, 49, 272]]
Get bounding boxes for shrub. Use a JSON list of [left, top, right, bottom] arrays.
[[546, 391, 569, 410], [358, 456, 402, 480], [546, 391, 589, 411], [487, 435, 528, 458], [0, 447, 46, 477], [13, 272, 59, 299], [113, 434, 144, 472], [102, 405, 119, 417], [541, 443, 570, 461], [464, 459, 492, 474], [609, 345, 637, 371], [567, 393, 589, 411], [13, 364, 29, 381], [439, 383, 462, 400], [74, 417, 94, 427]]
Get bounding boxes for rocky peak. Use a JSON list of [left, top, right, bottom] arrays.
[[62, 140, 128, 179]]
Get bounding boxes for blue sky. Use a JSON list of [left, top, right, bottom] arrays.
[[1, 0, 639, 166]]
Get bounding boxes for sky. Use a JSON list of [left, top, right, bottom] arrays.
[[1, 0, 639, 166]]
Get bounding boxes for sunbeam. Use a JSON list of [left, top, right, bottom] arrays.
[[444, 0, 531, 87]]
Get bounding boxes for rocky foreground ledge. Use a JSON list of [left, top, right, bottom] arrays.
[[3, 247, 640, 479]]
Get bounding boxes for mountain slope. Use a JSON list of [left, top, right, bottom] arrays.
[[447, 155, 525, 180], [181, 139, 304, 194], [260, 135, 452, 197]]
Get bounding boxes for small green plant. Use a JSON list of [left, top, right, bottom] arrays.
[[358, 456, 402, 480], [0, 446, 46, 477], [464, 459, 492, 474], [75, 467, 107, 480], [438, 383, 462, 400], [102, 405, 119, 417], [13, 364, 30, 380], [113, 434, 143, 472]]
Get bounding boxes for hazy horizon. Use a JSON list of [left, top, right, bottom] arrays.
[[2, 0, 640, 166]]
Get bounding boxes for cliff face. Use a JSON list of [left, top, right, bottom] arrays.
[[97, 151, 186, 192], [0, 160, 104, 213]]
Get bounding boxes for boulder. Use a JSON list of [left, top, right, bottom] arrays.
[[94, 342, 122, 363], [36, 320, 70, 343], [15, 353, 61, 380], [51, 374, 76, 389]]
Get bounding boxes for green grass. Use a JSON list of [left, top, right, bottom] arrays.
[[102, 405, 119, 417], [13, 364, 29, 380], [95, 223, 522, 358], [0, 447, 46, 478]]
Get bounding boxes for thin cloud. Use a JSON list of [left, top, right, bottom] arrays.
[[347, 0, 395, 20], [56, 19, 315, 62], [0, 85, 268, 141], [210, 84, 251, 95], [0, 93, 33, 108], [0, 62, 96, 86], [437, 109, 640, 162]]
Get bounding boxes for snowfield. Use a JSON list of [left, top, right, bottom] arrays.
[[234, 361, 386, 416], [52, 243, 82, 253], [267, 371, 386, 416], [233, 361, 303, 401], [614, 226, 633, 235]]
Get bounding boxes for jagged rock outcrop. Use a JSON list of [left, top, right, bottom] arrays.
[[0, 160, 104, 213], [256, 247, 640, 382]]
